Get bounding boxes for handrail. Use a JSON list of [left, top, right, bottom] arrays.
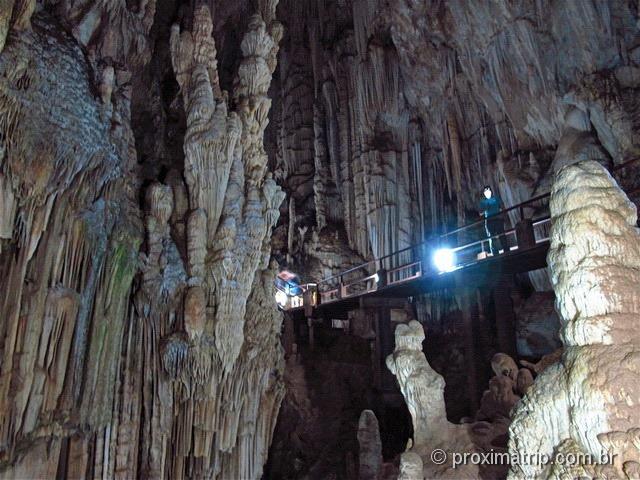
[[441, 191, 550, 239], [450, 227, 516, 253], [312, 158, 640, 290], [614, 157, 640, 170], [337, 260, 376, 278]]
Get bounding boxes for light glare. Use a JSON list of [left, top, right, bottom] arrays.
[[433, 248, 456, 273], [275, 289, 288, 308]]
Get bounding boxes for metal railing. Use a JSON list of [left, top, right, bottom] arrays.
[[315, 220, 539, 305], [282, 158, 639, 310]]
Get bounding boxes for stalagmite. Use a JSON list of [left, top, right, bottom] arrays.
[[386, 320, 479, 479], [508, 160, 640, 478], [357, 409, 383, 480]]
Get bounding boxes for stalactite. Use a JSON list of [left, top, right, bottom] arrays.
[[287, 196, 296, 263], [446, 111, 465, 226], [411, 141, 425, 240], [313, 101, 328, 230], [0, 14, 141, 474], [61, 0, 157, 70], [0, 0, 35, 53], [0, 172, 16, 242]]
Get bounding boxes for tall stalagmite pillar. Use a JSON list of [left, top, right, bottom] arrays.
[[508, 160, 640, 479]]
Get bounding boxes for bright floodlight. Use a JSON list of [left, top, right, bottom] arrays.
[[433, 248, 456, 273], [275, 289, 288, 308]]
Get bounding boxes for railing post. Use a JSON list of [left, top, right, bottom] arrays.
[[303, 286, 315, 317], [516, 218, 536, 249]]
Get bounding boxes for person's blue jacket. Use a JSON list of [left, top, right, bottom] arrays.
[[480, 196, 501, 218]]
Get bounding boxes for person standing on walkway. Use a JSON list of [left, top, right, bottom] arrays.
[[479, 186, 507, 255]]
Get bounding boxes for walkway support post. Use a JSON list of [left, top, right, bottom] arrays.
[[307, 317, 315, 350], [515, 218, 535, 249], [376, 268, 387, 289], [283, 312, 295, 356], [303, 285, 316, 317], [459, 287, 480, 413], [493, 274, 518, 358]]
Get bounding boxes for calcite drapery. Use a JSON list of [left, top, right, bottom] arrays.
[[508, 160, 640, 478], [0, 2, 286, 478], [0, 9, 142, 476]]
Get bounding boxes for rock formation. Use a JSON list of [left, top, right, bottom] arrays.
[[386, 320, 479, 479], [357, 409, 383, 480], [384, 320, 548, 480], [508, 160, 640, 478], [0, 1, 286, 478]]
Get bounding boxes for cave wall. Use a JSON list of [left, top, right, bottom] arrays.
[[2, 0, 640, 479], [0, 5, 143, 476], [274, 0, 640, 283], [0, 1, 287, 478]]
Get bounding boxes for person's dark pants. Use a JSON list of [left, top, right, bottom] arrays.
[[485, 217, 507, 255]]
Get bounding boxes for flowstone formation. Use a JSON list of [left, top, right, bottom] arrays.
[[508, 160, 640, 479], [0, 4, 142, 476], [0, 1, 286, 478], [151, 3, 286, 477]]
